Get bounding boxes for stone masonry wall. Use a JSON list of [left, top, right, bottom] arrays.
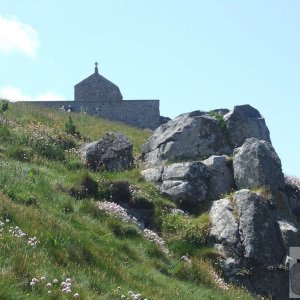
[[74, 73, 123, 102], [24, 100, 160, 130]]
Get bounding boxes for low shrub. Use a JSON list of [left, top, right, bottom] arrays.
[[6, 190, 38, 206], [172, 259, 216, 288], [129, 195, 154, 210], [64, 116, 80, 137], [31, 141, 65, 161], [69, 173, 99, 199], [61, 199, 74, 214], [79, 201, 99, 218], [107, 218, 139, 238], [0, 99, 9, 113], [98, 180, 131, 203], [66, 159, 84, 170], [6, 145, 32, 162], [0, 125, 11, 143], [163, 212, 211, 248]]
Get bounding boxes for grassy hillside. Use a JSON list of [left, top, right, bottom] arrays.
[[0, 101, 258, 299]]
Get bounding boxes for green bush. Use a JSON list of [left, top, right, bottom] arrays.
[[98, 180, 131, 203], [79, 200, 100, 218], [61, 199, 74, 214], [65, 116, 80, 137], [208, 111, 226, 130], [208, 111, 230, 143], [7, 190, 38, 206], [107, 218, 139, 238], [32, 142, 65, 160], [66, 159, 84, 170], [172, 259, 216, 287], [129, 195, 154, 210], [0, 99, 9, 113], [6, 145, 32, 162], [69, 173, 99, 199], [0, 125, 11, 143], [163, 213, 211, 248]]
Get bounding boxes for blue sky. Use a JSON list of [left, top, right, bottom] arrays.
[[0, 0, 299, 176]]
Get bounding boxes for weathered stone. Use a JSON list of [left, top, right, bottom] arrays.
[[210, 198, 239, 246], [202, 155, 234, 200], [233, 138, 284, 192], [285, 182, 300, 222], [80, 132, 133, 171], [209, 189, 288, 299], [159, 115, 171, 125], [249, 269, 288, 300], [160, 162, 210, 208], [277, 219, 300, 250], [224, 104, 271, 148], [140, 167, 163, 182], [141, 111, 231, 167], [234, 190, 284, 266]]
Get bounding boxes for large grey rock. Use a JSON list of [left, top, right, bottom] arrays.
[[160, 162, 210, 208], [234, 190, 284, 266], [277, 219, 300, 251], [80, 132, 133, 171], [210, 198, 239, 246], [210, 190, 284, 266], [141, 111, 231, 167], [202, 155, 234, 200], [285, 181, 300, 221], [141, 155, 234, 204], [249, 269, 288, 300], [233, 138, 284, 192], [224, 104, 271, 148], [209, 189, 291, 299], [140, 167, 163, 182]]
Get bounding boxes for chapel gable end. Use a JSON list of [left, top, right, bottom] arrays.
[[74, 62, 123, 102]]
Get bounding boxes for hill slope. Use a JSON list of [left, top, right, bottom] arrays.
[[0, 101, 258, 299]]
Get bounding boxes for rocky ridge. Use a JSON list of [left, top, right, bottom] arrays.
[[140, 104, 300, 299]]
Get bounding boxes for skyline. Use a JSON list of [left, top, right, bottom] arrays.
[[0, 1, 299, 176]]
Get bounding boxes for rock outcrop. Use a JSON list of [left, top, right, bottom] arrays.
[[140, 104, 300, 299], [285, 178, 300, 222], [141, 156, 234, 210], [80, 132, 133, 171], [224, 104, 271, 148], [233, 138, 284, 192], [202, 155, 234, 200], [141, 111, 231, 167], [209, 189, 297, 299], [141, 105, 271, 167], [161, 162, 210, 209]]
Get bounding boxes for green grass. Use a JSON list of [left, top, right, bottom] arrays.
[[0, 102, 259, 299]]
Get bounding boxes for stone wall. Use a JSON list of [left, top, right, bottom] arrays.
[[25, 100, 160, 130], [74, 72, 123, 102]]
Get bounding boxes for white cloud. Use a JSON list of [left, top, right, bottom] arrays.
[[36, 91, 65, 101], [0, 86, 65, 102], [0, 15, 39, 57], [0, 86, 30, 101]]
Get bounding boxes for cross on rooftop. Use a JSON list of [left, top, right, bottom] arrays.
[[94, 61, 99, 74]]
